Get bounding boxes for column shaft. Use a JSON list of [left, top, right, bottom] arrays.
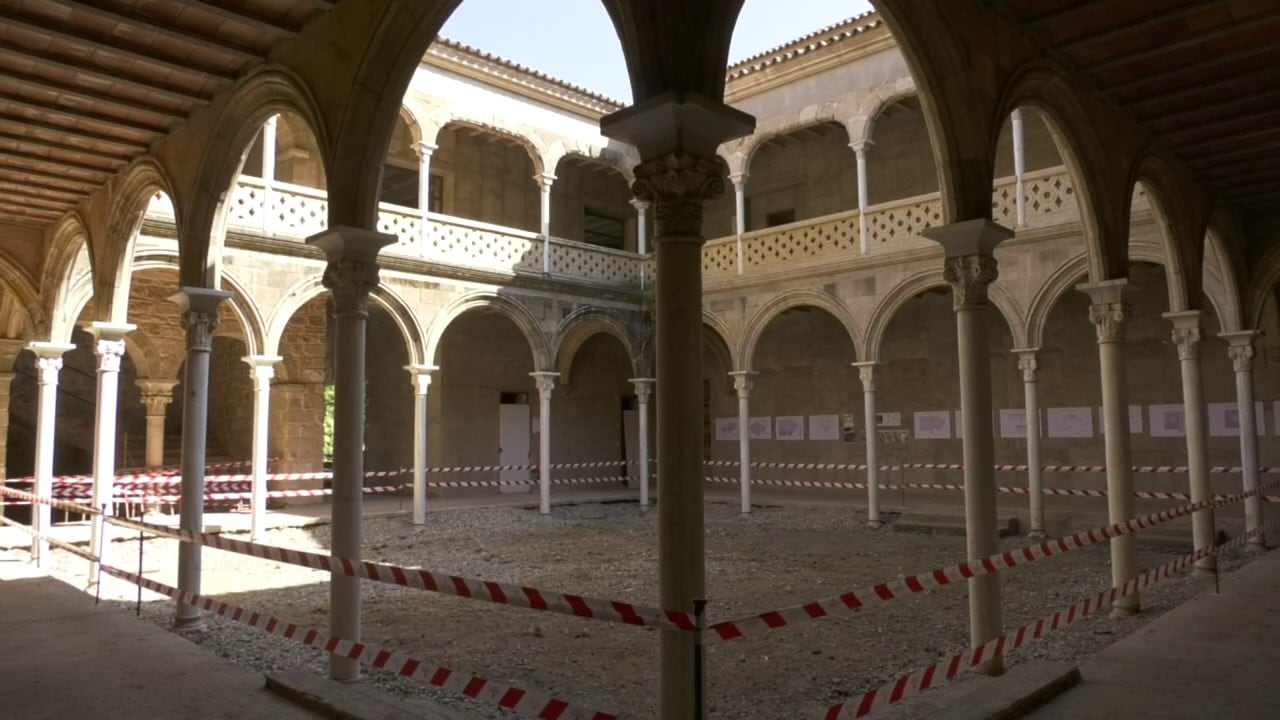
[[1167, 312, 1212, 570], [732, 175, 746, 275], [631, 378, 655, 508], [29, 343, 74, 566], [1011, 109, 1026, 228], [1016, 350, 1044, 537], [538, 174, 555, 274], [730, 372, 754, 513], [531, 372, 558, 515], [855, 145, 869, 253], [243, 357, 279, 541], [1224, 333, 1264, 547], [86, 323, 133, 585], [855, 362, 879, 527]]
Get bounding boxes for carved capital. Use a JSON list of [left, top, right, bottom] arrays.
[[35, 355, 64, 384], [729, 370, 755, 397], [1228, 343, 1255, 373], [137, 382, 177, 416], [942, 254, 998, 310], [853, 362, 876, 391], [632, 152, 726, 237], [182, 309, 221, 352], [1088, 302, 1128, 343], [531, 371, 559, 398], [322, 259, 380, 316], [94, 338, 127, 372], [629, 377, 655, 402], [1171, 325, 1201, 361], [1016, 352, 1038, 382]]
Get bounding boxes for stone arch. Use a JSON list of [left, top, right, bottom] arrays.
[[552, 308, 638, 384], [1204, 224, 1243, 333], [1128, 177, 1188, 314], [738, 109, 853, 177], [740, 290, 864, 369], [868, 269, 1026, 360], [98, 157, 179, 324], [546, 138, 636, 185], [848, 77, 921, 149], [996, 59, 1136, 281], [425, 291, 549, 370], [1025, 253, 1089, 349], [1127, 150, 1211, 313], [181, 65, 329, 288], [701, 309, 738, 382], [435, 117, 549, 177], [0, 252, 40, 340], [42, 213, 93, 342], [128, 251, 267, 359], [265, 275, 424, 364]]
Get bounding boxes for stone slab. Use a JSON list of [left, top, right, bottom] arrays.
[[266, 670, 471, 720]]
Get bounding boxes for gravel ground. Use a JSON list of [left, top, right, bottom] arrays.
[[44, 499, 1255, 719]]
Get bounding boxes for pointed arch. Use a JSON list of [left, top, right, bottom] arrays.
[[1204, 223, 1243, 334], [1025, 253, 1089, 350], [701, 308, 738, 378], [552, 307, 638, 384], [424, 291, 549, 370], [740, 289, 864, 369], [99, 157, 178, 324], [129, 249, 267, 358], [868, 269, 1026, 360], [0, 250, 41, 340]]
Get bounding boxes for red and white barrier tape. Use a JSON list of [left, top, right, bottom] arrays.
[[97, 565, 616, 720], [703, 478, 1277, 644], [823, 521, 1272, 719], [104, 514, 696, 634], [0, 514, 99, 563], [706, 476, 877, 491]]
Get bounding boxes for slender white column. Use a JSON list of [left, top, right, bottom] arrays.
[[537, 172, 556, 275], [243, 355, 281, 541], [170, 290, 229, 630], [308, 227, 395, 680], [852, 142, 871, 253], [925, 219, 1011, 676], [728, 371, 755, 513], [1014, 348, 1044, 537], [136, 380, 178, 470], [1080, 280, 1139, 615], [730, 173, 747, 274], [1223, 331, 1264, 548], [28, 342, 75, 566], [631, 199, 650, 290], [406, 364, 437, 525], [1166, 310, 1214, 571], [530, 372, 559, 515], [853, 362, 880, 527], [630, 378, 655, 508], [262, 114, 278, 236], [417, 141, 437, 254], [1011, 109, 1026, 228], [84, 322, 133, 585]]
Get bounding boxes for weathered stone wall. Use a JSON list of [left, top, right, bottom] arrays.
[[549, 159, 636, 250], [364, 308, 413, 474], [272, 295, 329, 473], [552, 333, 634, 473], [207, 335, 254, 462], [434, 125, 539, 232]]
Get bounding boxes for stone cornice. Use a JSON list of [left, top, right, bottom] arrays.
[[725, 16, 896, 104]]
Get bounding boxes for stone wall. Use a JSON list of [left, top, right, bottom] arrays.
[[434, 125, 539, 232], [272, 295, 329, 473], [364, 308, 413, 474]]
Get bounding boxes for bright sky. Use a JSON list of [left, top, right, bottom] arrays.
[[440, 0, 875, 103]]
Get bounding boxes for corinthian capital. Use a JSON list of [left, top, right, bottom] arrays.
[[1087, 302, 1127, 343], [943, 254, 999, 310], [632, 152, 727, 237], [322, 259, 380, 316], [1171, 325, 1201, 361], [1228, 343, 1255, 373]]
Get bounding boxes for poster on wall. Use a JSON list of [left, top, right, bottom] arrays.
[[1096, 405, 1144, 434], [748, 417, 773, 440], [1000, 408, 1028, 438], [809, 414, 840, 441], [914, 410, 952, 439], [776, 416, 805, 440], [715, 417, 739, 442], [1149, 404, 1186, 437], [876, 412, 902, 427], [1047, 407, 1093, 438], [841, 413, 858, 442], [1208, 401, 1265, 437]]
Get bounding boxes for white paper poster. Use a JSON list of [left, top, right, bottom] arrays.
[[776, 416, 805, 440], [876, 412, 902, 427], [715, 417, 739, 442], [1096, 405, 1144, 434], [809, 414, 840, 441], [1047, 407, 1093, 438], [748, 417, 773, 440], [1000, 408, 1028, 438], [1149, 404, 1186, 437], [914, 410, 952, 440], [1208, 401, 1265, 437]]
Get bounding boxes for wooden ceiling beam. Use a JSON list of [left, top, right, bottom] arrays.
[[0, 111, 150, 152], [46, 1, 263, 65]]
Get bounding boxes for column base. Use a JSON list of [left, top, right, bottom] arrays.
[[172, 615, 208, 635], [866, 519, 882, 530], [972, 657, 1004, 677], [1109, 603, 1140, 619], [1192, 562, 1217, 577], [1026, 529, 1047, 540]]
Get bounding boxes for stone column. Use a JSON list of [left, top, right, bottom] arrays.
[[28, 342, 75, 566], [170, 290, 229, 630], [730, 172, 747, 274], [602, 94, 753, 717], [924, 219, 1011, 675], [537, 172, 556, 275], [1079, 279, 1139, 615], [0, 338, 25, 491], [853, 361, 880, 527], [1014, 348, 1045, 537], [85, 322, 134, 585], [406, 364, 437, 525], [728, 371, 755, 513], [242, 355, 281, 541], [135, 380, 178, 470], [1011, 109, 1026, 228], [852, 142, 871, 253], [631, 199, 650, 290], [417, 141, 437, 253], [630, 378, 655, 508], [308, 227, 395, 680], [1222, 331, 1265, 548], [530, 371, 559, 515], [1166, 310, 1214, 571]]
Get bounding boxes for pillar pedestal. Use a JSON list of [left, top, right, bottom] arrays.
[[853, 361, 880, 527], [924, 219, 1012, 677], [406, 364, 437, 525], [1222, 331, 1265, 548], [1166, 310, 1213, 572], [630, 378, 655, 508], [1080, 280, 1139, 616], [729, 371, 755, 513], [1013, 349, 1044, 538], [85, 322, 134, 586], [28, 342, 76, 566], [308, 226, 395, 680]]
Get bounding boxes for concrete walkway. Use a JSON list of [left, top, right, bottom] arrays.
[[0, 556, 321, 720], [1025, 546, 1280, 720]]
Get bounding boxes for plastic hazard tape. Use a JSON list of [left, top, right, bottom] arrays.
[[426, 460, 636, 474], [97, 565, 616, 720], [823, 520, 1274, 719], [703, 478, 1278, 644], [705, 476, 884, 491], [105, 513, 697, 634], [0, 485, 98, 517], [428, 476, 634, 489], [705, 460, 872, 471], [0, 514, 99, 563]]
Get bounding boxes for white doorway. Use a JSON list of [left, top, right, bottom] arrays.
[[499, 393, 531, 493]]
